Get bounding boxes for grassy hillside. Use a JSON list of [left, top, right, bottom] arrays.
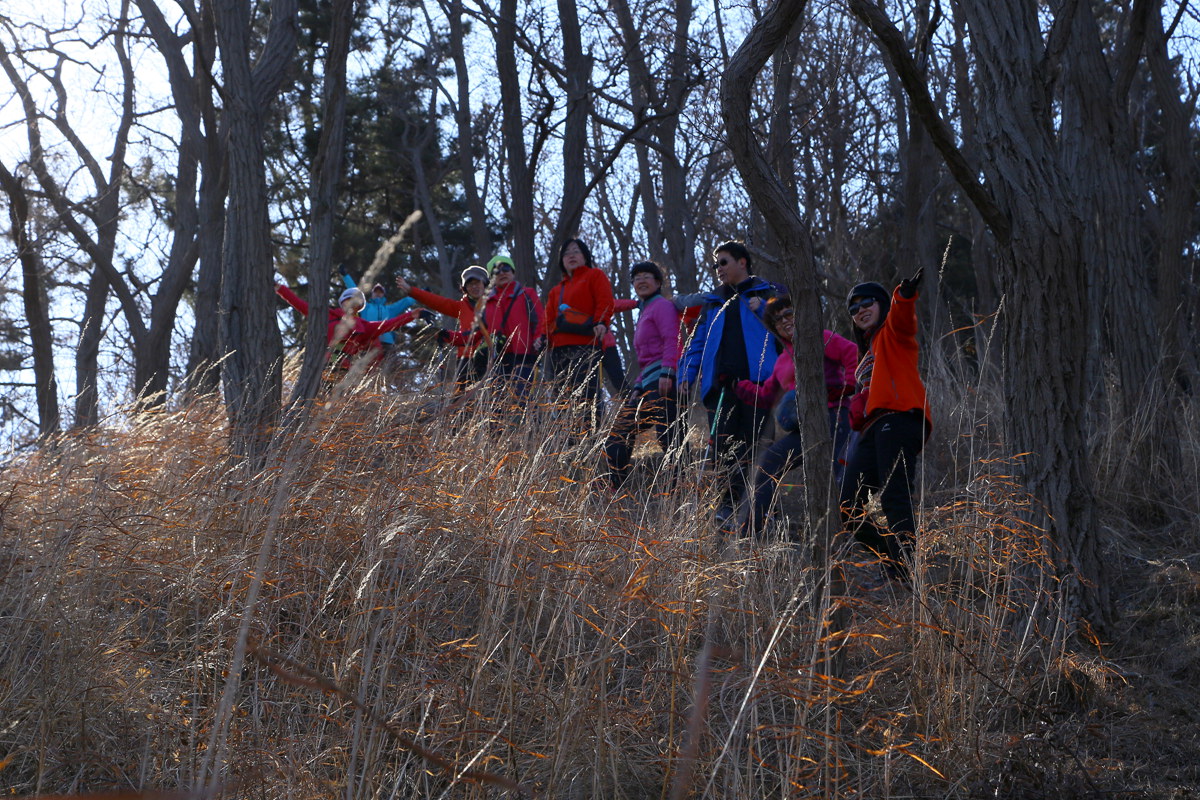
[[1, 368, 1198, 798]]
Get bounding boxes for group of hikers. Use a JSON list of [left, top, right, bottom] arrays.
[[274, 238, 932, 582]]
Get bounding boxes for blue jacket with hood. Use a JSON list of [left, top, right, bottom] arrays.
[[343, 274, 416, 345], [681, 276, 780, 402]]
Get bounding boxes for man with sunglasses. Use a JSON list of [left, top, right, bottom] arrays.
[[679, 240, 781, 529]]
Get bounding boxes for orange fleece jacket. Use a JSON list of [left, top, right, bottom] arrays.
[[407, 286, 479, 357], [545, 265, 615, 348], [863, 288, 931, 431]]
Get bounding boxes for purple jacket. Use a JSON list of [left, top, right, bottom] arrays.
[[632, 293, 681, 389]]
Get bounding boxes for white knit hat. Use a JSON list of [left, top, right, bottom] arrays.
[[339, 287, 366, 307]]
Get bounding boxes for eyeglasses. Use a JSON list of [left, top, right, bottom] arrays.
[[494, 265, 514, 273], [713, 257, 731, 269], [848, 297, 877, 315]]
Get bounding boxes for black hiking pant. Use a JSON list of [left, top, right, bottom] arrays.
[[839, 410, 925, 571]]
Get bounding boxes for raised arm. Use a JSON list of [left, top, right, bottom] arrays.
[[275, 283, 309, 316]]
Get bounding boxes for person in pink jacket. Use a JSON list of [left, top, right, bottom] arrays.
[[734, 295, 858, 535], [604, 261, 682, 491]]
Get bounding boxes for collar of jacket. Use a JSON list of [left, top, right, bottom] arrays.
[[704, 275, 771, 302], [491, 282, 524, 299], [560, 264, 593, 283], [637, 291, 663, 311]]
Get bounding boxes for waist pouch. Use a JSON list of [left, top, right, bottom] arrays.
[[555, 307, 596, 336]]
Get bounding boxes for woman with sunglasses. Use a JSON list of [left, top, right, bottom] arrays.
[[478, 254, 546, 397], [840, 269, 931, 579], [735, 296, 858, 536]]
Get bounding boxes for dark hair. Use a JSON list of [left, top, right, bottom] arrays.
[[558, 237, 595, 274], [763, 296, 794, 338], [846, 281, 891, 353], [713, 240, 752, 270], [630, 260, 664, 285]]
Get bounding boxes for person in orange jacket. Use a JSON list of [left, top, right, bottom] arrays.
[[840, 268, 932, 580], [396, 266, 489, 389], [544, 237, 615, 427], [274, 283, 416, 372]]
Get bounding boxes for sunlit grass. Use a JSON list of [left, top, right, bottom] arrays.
[[0, 357, 1165, 798]]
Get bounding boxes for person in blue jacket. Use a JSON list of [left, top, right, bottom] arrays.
[[340, 266, 416, 350], [679, 241, 780, 527]]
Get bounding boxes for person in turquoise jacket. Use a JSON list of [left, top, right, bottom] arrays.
[[340, 267, 416, 348], [679, 241, 780, 527]]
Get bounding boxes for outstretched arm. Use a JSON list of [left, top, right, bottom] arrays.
[[275, 283, 309, 316]]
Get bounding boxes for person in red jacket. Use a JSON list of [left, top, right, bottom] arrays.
[[544, 237, 615, 428], [480, 254, 546, 397], [396, 266, 488, 389], [840, 268, 932, 580], [275, 283, 416, 374]]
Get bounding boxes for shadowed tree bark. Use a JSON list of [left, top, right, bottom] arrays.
[[495, 0, 538, 279], [290, 0, 356, 408], [0, 9, 136, 426], [213, 0, 297, 462], [443, 0, 494, 262], [0, 162, 60, 439], [849, 0, 1161, 628], [721, 0, 835, 566]]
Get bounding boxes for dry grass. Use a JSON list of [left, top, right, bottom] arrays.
[[0, 359, 1197, 799]]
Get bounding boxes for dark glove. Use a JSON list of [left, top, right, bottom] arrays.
[[437, 329, 454, 345], [898, 267, 924, 299], [337, 263, 350, 277], [716, 373, 739, 392], [736, 379, 771, 408], [848, 391, 868, 431], [827, 384, 854, 404], [418, 308, 437, 324]]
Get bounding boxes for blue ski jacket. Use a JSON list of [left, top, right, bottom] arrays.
[[680, 276, 779, 402]]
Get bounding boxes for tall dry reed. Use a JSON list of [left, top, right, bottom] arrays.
[[0, 352, 1143, 798]]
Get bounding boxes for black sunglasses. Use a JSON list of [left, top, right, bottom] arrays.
[[848, 297, 877, 315], [713, 257, 732, 270], [494, 264, 514, 273]]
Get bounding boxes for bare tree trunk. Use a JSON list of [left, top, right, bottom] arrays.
[[0, 4, 141, 426], [213, 0, 296, 462], [0, 163, 60, 438], [722, 0, 834, 563], [1059, 3, 1156, 412], [1145, 8, 1198, 393], [137, 0, 206, 406], [496, 0, 537, 278], [612, 0, 665, 267], [445, 0, 493, 262], [849, 0, 1134, 627], [186, 0, 228, 398], [548, 0, 591, 267], [75, 273, 109, 428], [291, 0, 354, 408]]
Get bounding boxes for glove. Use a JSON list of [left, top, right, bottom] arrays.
[[827, 384, 854, 405], [848, 391, 868, 431], [418, 308, 436, 324], [735, 379, 771, 408], [898, 267, 924, 299], [437, 329, 454, 345], [716, 373, 739, 392], [533, 334, 546, 353], [337, 263, 350, 277]]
